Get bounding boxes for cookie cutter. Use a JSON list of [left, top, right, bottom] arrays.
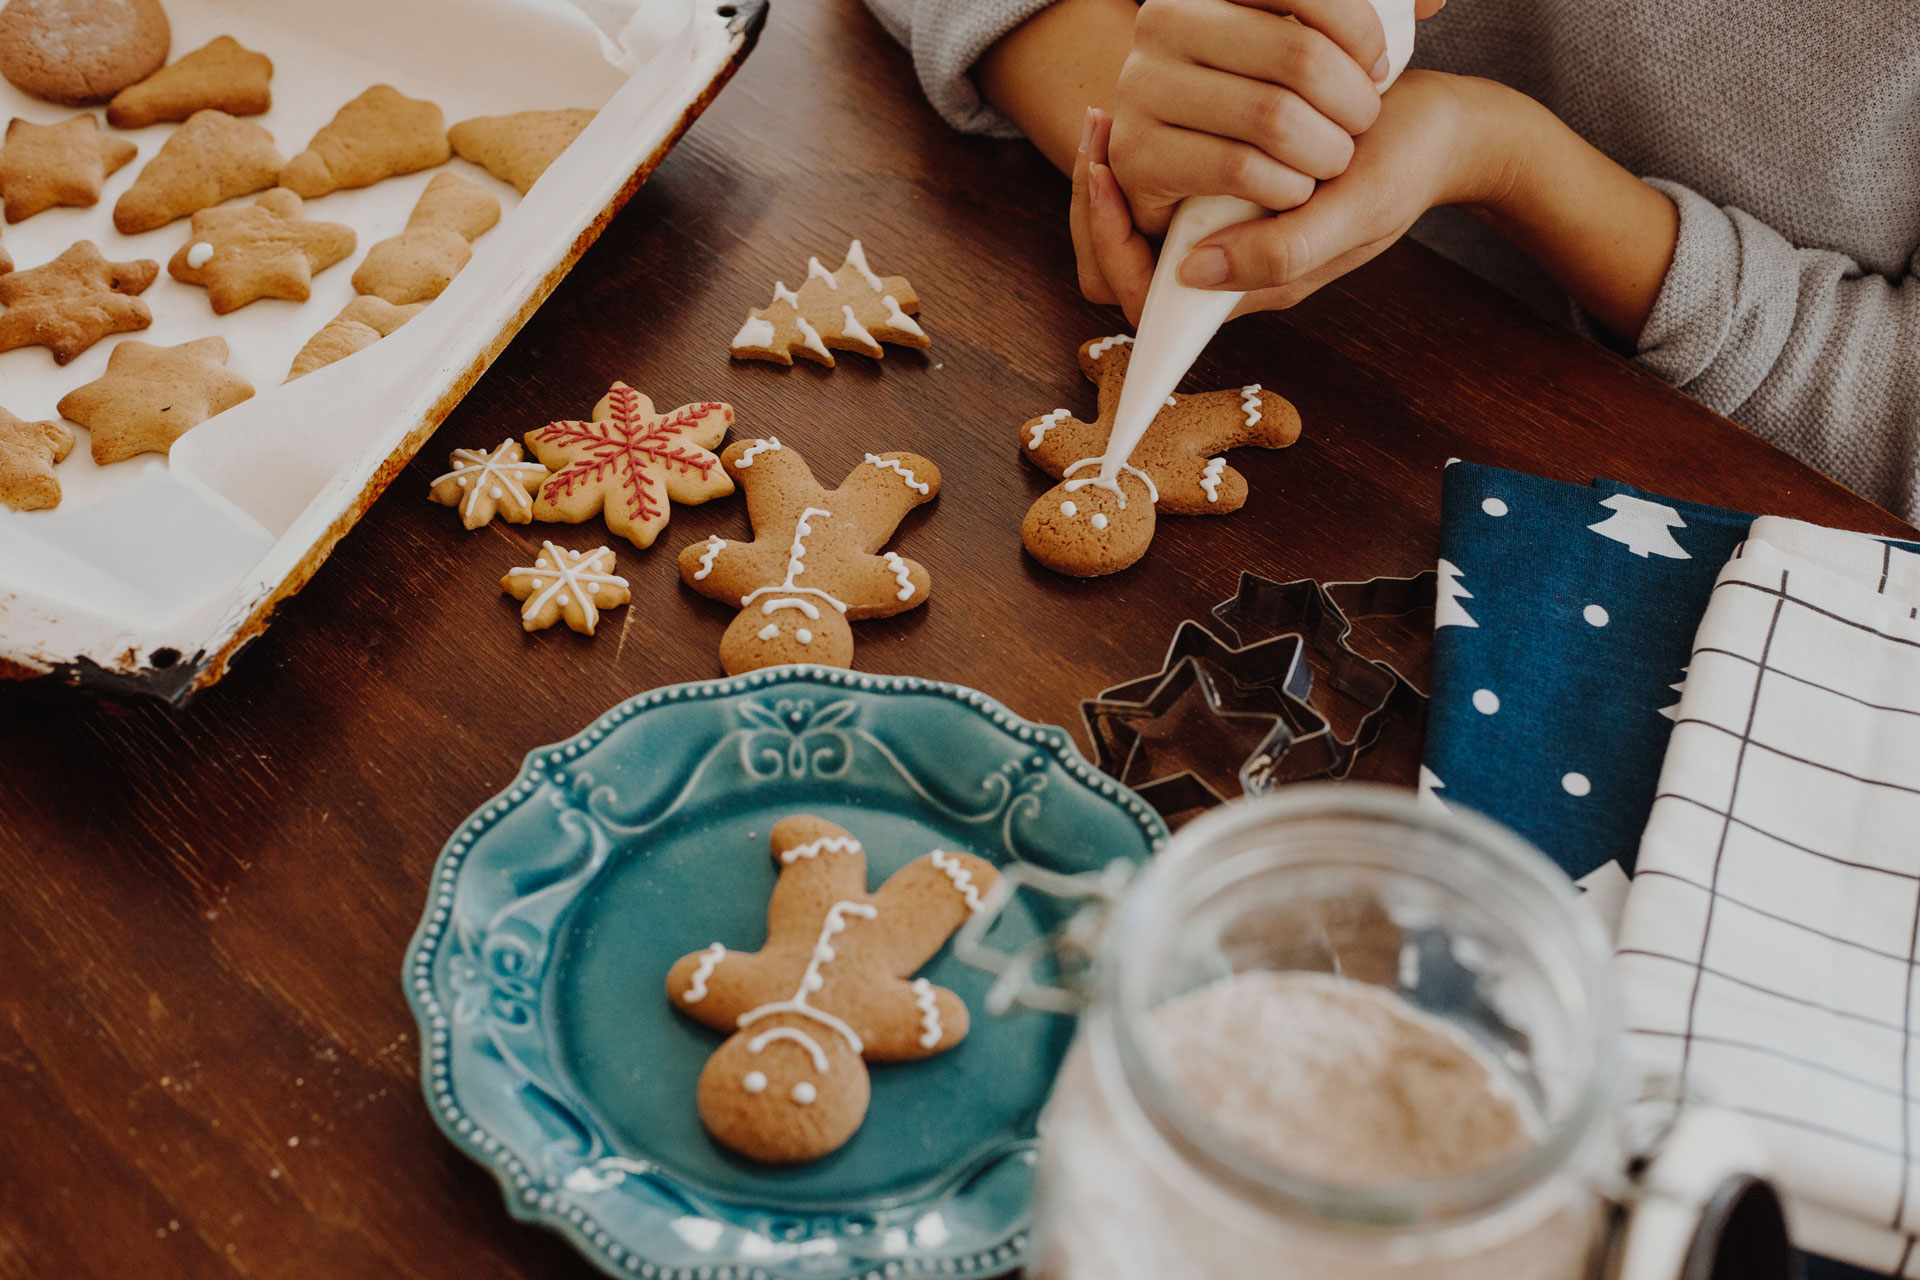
[[1080, 571, 1433, 814]]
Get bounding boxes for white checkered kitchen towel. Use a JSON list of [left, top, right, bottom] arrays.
[[1616, 517, 1920, 1275]]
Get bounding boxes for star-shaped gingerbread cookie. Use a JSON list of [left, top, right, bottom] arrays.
[[1, 115, 138, 222], [57, 336, 255, 464], [500, 541, 630, 635], [167, 188, 355, 313], [676, 438, 939, 673], [0, 240, 157, 364], [523, 381, 734, 550], [1019, 335, 1302, 577], [428, 438, 550, 529], [729, 240, 929, 368], [0, 406, 75, 511]]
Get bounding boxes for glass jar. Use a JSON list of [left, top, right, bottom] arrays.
[[1012, 785, 1785, 1280]]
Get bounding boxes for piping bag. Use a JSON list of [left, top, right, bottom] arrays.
[[1084, 0, 1418, 497]]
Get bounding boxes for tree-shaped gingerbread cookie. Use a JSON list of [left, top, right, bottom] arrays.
[[1019, 335, 1302, 577], [666, 816, 999, 1163], [676, 438, 939, 673]]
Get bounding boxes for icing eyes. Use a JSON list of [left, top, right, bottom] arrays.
[[791, 1082, 817, 1105], [743, 1071, 767, 1094]]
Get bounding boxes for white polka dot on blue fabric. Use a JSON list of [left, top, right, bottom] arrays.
[[1584, 604, 1609, 627], [1472, 689, 1500, 715], [1482, 497, 1509, 517], [1563, 772, 1591, 797]]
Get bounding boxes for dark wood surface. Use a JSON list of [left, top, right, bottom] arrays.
[[1, 1, 1911, 1275]]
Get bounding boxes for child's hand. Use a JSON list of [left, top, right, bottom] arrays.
[[1074, 73, 1526, 320], [1108, 0, 1431, 235]]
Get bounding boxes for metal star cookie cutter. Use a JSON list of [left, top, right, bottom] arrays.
[[1081, 571, 1434, 814]]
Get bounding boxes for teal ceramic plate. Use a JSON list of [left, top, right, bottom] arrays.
[[404, 667, 1167, 1279]]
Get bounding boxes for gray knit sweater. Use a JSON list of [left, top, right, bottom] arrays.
[[862, 0, 1920, 521]]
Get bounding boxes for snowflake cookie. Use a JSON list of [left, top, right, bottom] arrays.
[[675, 438, 940, 674], [500, 540, 630, 635], [666, 815, 998, 1163], [428, 439, 551, 529], [729, 239, 929, 368], [524, 381, 735, 550], [1019, 335, 1302, 577]]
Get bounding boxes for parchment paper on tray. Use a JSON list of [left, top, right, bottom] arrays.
[[0, 0, 764, 701]]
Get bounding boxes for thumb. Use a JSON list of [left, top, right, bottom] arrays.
[[1177, 185, 1356, 292]]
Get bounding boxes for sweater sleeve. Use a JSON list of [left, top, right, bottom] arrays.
[[859, 0, 1062, 137], [1630, 178, 1920, 522]]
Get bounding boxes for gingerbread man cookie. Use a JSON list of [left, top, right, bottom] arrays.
[[676, 439, 939, 674], [500, 540, 629, 635], [666, 816, 998, 1164], [0, 114, 138, 222], [523, 381, 734, 551], [1019, 335, 1302, 577], [428, 438, 550, 529], [729, 240, 929, 368]]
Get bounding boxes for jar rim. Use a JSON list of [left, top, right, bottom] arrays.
[[1101, 784, 1622, 1229]]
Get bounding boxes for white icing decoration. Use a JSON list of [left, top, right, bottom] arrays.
[[882, 551, 914, 601], [797, 629, 813, 644], [694, 536, 726, 580], [771, 281, 800, 306], [1028, 410, 1070, 451], [913, 978, 941, 1049], [1165, 396, 1177, 407], [758, 623, 780, 640], [737, 900, 879, 1055], [929, 851, 986, 913], [844, 239, 886, 292], [431, 439, 548, 524], [743, 1071, 767, 1094], [740, 506, 849, 617], [1060, 501, 1077, 517], [880, 295, 925, 338], [748, 1026, 830, 1073], [736, 437, 782, 467], [841, 304, 879, 350], [781, 836, 862, 865], [1241, 384, 1263, 427], [1062, 458, 1159, 509], [510, 541, 627, 631], [186, 242, 214, 269], [683, 943, 726, 1003], [807, 256, 839, 289], [731, 314, 777, 351], [1200, 457, 1227, 503], [1088, 334, 1134, 358], [1092, 513, 1108, 530], [791, 1082, 817, 1105], [865, 453, 930, 494], [795, 316, 831, 361]]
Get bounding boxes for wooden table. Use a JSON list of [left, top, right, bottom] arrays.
[[1, 1, 1909, 1275]]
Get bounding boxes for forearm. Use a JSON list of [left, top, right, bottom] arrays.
[[976, 0, 1136, 172], [1457, 79, 1679, 345]]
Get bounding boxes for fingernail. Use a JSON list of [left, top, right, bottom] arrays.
[[1180, 247, 1230, 287], [1078, 108, 1095, 155], [1089, 162, 1111, 204], [1370, 52, 1390, 81]]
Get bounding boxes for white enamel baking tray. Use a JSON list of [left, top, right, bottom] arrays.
[[0, 0, 765, 701]]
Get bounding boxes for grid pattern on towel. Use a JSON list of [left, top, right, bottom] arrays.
[[1617, 522, 1920, 1278]]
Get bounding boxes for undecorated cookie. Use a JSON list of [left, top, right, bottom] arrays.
[[1, 114, 137, 221], [500, 540, 629, 635], [280, 85, 449, 198], [665, 815, 998, 1164], [675, 439, 939, 674], [523, 381, 734, 550], [107, 35, 272, 128], [0, 239, 155, 363], [351, 171, 498, 304], [113, 108, 283, 234], [730, 239, 928, 368], [448, 107, 593, 194], [58, 335, 254, 464], [0, 406, 73, 510], [1018, 335, 1302, 577], [428, 438, 549, 529], [285, 295, 422, 381], [167, 187, 355, 313], [0, 0, 168, 106]]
